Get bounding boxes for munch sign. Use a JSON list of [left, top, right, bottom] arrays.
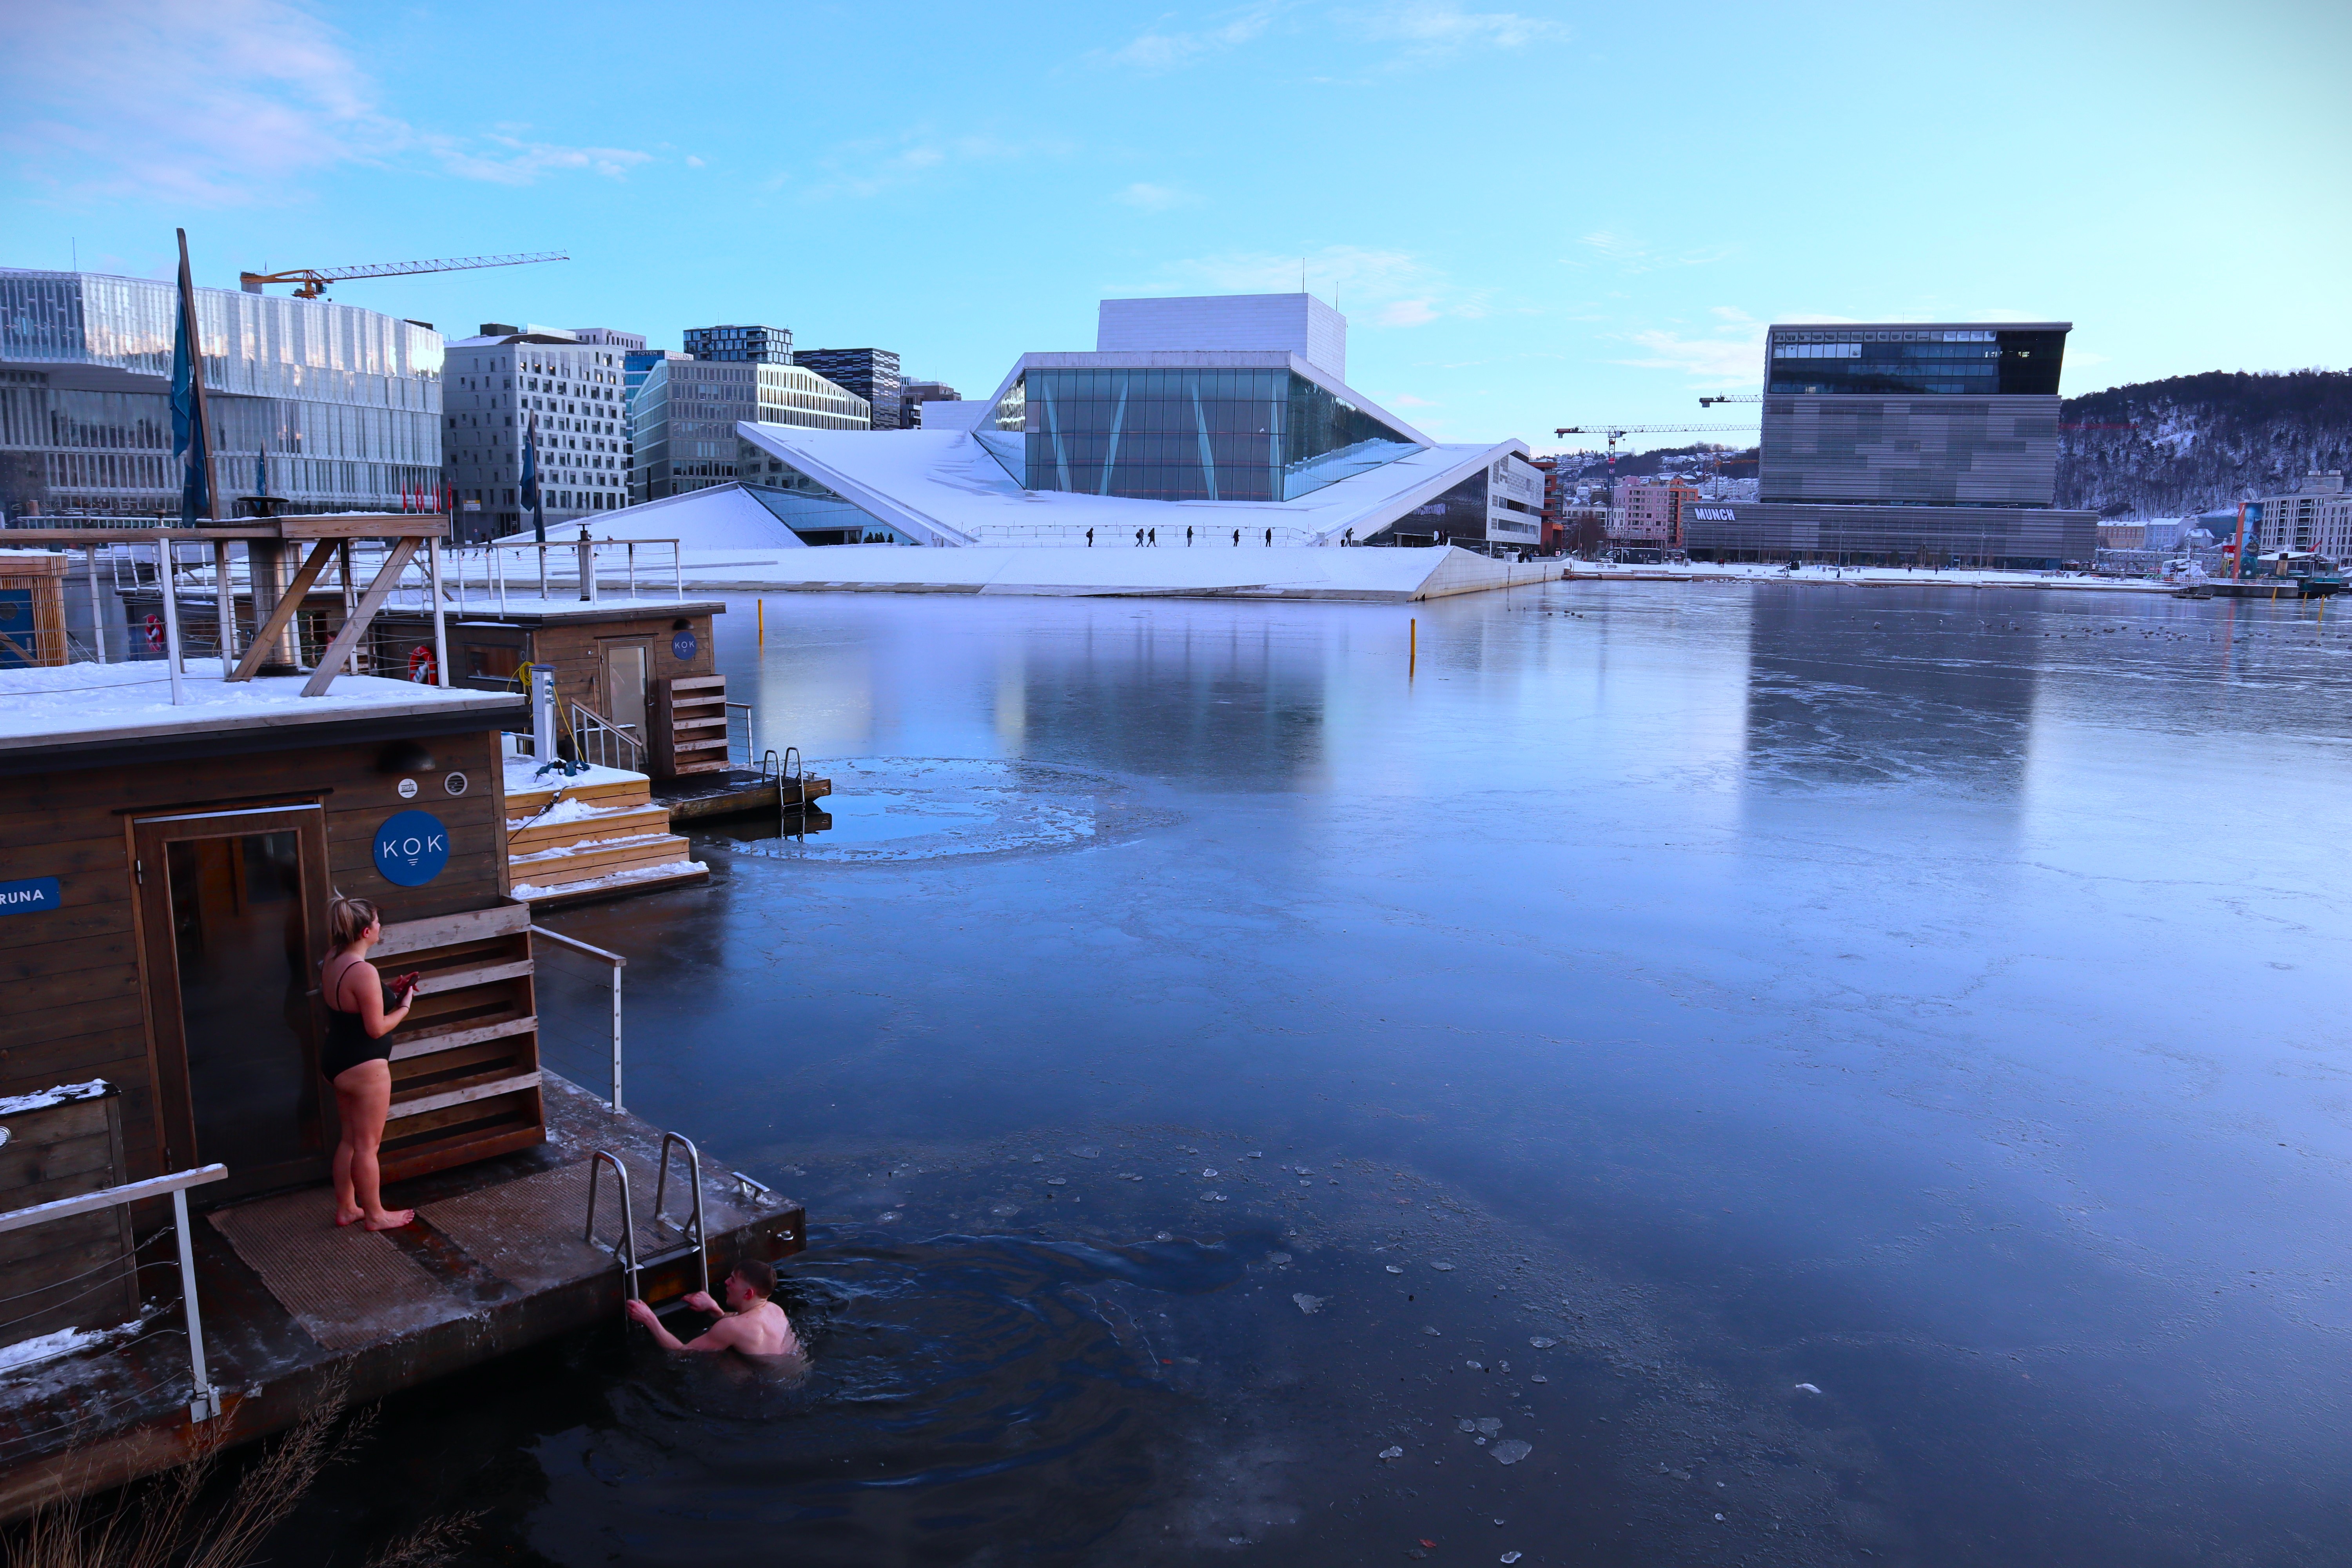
[[373, 810, 450, 887]]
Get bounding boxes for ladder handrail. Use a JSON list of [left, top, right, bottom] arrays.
[[651, 1132, 710, 1298], [583, 1151, 640, 1299]]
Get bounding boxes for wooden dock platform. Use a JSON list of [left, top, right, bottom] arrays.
[[0, 1074, 802, 1522], [651, 768, 832, 823]]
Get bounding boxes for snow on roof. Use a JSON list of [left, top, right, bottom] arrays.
[[0, 664, 521, 752]]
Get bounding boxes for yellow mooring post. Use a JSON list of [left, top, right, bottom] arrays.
[[1409, 616, 1417, 678], [758, 597, 765, 644]]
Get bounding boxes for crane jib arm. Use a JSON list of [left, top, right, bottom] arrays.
[[239, 252, 568, 298]]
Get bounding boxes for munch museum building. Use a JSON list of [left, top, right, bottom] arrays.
[[1682, 322, 2098, 567], [1, 268, 442, 520]]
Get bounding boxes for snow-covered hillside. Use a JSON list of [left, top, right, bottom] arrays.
[[2059, 370, 2352, 517]]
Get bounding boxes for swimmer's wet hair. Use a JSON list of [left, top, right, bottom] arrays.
[[732, 1259, 775, 1298]]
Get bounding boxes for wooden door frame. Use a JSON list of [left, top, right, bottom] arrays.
[[127, 803, 332, 1193], [595, 634, 654, 736]]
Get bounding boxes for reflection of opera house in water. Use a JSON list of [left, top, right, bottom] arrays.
[[613, 293, 1548, 556]]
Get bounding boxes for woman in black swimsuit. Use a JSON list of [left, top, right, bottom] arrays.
[[321, 895, 419, 1230]]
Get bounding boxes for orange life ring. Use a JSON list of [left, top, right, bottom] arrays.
[[143, 613, 165, 651], [407, 644, 437, 683]]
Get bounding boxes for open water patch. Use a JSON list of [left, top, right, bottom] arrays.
[[706, 758, 1168, 864]]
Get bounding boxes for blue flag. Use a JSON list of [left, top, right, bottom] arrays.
[[170, 290, 209, 524], [254, 450, 267, 499], [521, 414, 543, 541]]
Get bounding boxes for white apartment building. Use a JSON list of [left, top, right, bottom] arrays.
[[441, 328, 633, 540], [2254, 472, 2351, 557]]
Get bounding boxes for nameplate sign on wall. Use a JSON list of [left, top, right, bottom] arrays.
[[374, 812, 450, 887], [0, 877, 61, 915], [671, 629, 699, 661]]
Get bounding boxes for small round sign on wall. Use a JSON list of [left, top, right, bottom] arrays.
[[671, 628, 699, 661], [397, 778, 419, 799], [445, 771, 469, 797], [373, 810, 450, 887]]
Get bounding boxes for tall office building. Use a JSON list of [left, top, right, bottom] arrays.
[[897, 378, 962, 427], [791, 348, 902, 430], [681, 324, 793, 363], [632, 358, 869, 500], [0, 267, 440, 520], [1679, 321, 2098, 566], [441, 327, 632, 540]]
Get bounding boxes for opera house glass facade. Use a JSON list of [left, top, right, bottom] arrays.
[[0, 269, 442, 519], [978, 368, 1419, 503]]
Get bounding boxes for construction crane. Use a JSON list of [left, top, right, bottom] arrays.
[[1698, 394, 1760, 407], [1551, 422, 1760, 510], [238, 251, 568, 299]]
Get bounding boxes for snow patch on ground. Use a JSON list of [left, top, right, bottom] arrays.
[[0, 1324, 123, 1379]]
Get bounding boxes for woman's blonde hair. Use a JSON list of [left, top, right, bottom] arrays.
[[327, 893, 381, 950]]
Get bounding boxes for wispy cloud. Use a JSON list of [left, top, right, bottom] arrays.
[[1358, 3, 1568, 56], [2, 0, 655, 204], [1098, 4, 1282, 71], [1610, 307, 1858, 387], [1114, 182, 1199, 212], [1111, 245, 1484, 327], [422, 131, 652, 187], [798, 130, 1056, 199], [1572, 230, 1736, 275]]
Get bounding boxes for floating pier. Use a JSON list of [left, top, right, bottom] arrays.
[[0, 1074, 802, 1520]]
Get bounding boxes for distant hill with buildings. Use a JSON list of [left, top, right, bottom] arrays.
[[2058, 369, 2352, 518]]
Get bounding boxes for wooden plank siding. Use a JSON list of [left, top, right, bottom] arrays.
[[0, 726, 519, 1189]]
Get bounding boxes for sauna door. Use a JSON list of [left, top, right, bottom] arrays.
[[131, 805, 332, 1197], [603, 641, 650, 741]]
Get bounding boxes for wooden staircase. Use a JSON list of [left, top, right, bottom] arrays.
[[505, 760, 709, 905]]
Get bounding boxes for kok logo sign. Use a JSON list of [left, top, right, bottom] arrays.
[[373, 810, 450, 887], [671, 628, 699, 661], [1690, 507, 1738, 522]]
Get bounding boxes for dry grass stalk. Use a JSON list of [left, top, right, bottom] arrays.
[[2, 1372, 474, 1568]]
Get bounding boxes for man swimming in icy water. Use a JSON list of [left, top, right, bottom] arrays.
[[624, 1260, 802, 1356]]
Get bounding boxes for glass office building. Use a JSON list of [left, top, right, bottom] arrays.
[[977, 366, 1419, 503], [633, 358, 869, 499], [0, 268, 441, 519]]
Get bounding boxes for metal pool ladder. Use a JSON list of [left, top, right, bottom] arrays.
[[584, 1150, 640, 1300], [652, 1132, 711, 1297], [588, 1137, 711, 1301]]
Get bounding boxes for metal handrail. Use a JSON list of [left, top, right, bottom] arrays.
[[0, 1162, 229, 1421], [583, 1151, 640, 1299], [568, 700, 643, 773], [651, 1132, 709, 1297], [780, 746, 803, 784], [530, 924, 624, 1115]]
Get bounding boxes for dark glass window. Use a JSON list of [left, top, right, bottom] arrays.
[[976, 370, 1417, 500], [1765, 328, 2066, 396]]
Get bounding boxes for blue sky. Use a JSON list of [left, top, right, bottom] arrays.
[[7, 0, 2347, 454]]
